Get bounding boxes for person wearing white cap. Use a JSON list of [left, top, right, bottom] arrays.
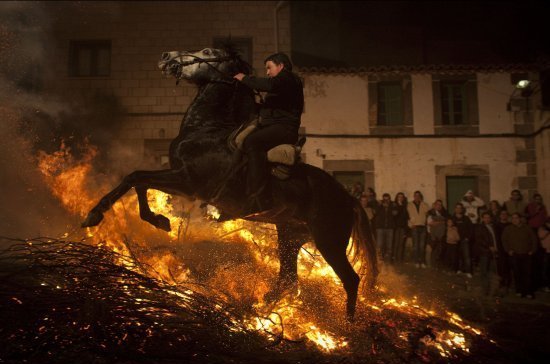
[[461, 190, 485, 224]]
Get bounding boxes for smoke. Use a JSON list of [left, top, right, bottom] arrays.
[[0, 2, 125, 238]]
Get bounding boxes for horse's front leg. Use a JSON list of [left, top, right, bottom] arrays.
[[135, 186, 171, 232], [81, 169, 188, 230]]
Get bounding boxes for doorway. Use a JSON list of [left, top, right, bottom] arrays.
[[446, 176, 477, 211], [333, 171, 365, 195]]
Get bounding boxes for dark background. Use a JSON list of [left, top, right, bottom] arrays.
[[291, 1, 550, 67]]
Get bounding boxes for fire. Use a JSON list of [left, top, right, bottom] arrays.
[[36, 142, 486, 356]]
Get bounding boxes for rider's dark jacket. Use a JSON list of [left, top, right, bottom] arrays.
[[241, 69, 304, 129]]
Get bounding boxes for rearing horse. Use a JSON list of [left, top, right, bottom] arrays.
[[82, 46, 378, 320]]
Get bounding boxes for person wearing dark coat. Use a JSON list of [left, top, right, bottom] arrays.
[[374, 193, 397, 262], [502, 213, 538, 298], [234, 52, 304, 213], [475, 212, 499, 295], [427, 200, 449, 269], [452, 203, 474, 278], [392, 192, 409, 263], [495, 210, 512, 293]]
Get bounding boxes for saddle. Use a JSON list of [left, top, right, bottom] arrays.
[[209, 122, 305, 209], [228, 121, 306, 180]]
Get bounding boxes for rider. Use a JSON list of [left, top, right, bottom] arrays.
[[233, 52, 304, 214]]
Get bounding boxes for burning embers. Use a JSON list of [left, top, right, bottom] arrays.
[[9, 142, 497, 361]]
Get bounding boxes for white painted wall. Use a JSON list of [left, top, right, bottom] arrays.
[[301, 74, 369, 134], [300, 71, 539, 207], [411, 74, 434, 134], [303, 137, 521, 206], [477, 73, 516, 134]]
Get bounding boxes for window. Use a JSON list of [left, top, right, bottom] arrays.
[[441, 82, 467, 125], [432, 74, 479, 135], [446, 176, 477, 211], [69, 40, 111, 77], [212, 37, 253, 66], [333, 171, 365, 195], [368, 75, 413, 134], [323, 159, 374, 196], [378, 82, 403, 125]]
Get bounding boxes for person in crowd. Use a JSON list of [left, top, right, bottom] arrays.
[[461, 190, 485, 225], [487, 200, 502, 224], [502, 212, 538, 298], [475, 212, 499, 295], [360, 194, 375, 227], [495, 209, 513, 294], [452, 203, 474, 278], [526, 193, 548, 232], [525, 193, 548, 291], [392, 192, 409, 264], [407, 191, 430, 268], [374, 193, 397, 262], [351, 182, 364, 200], [427, 200, 449, 269], [503, 189, 527, 218], [366, 187, 377, 206], [538, 218, 550, 292], [445, 218, 460, 272]]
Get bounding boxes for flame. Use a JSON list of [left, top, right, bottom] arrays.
[[36, 142, 486, 355]]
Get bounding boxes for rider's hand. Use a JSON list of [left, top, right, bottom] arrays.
[[234, 73, 245, 81]]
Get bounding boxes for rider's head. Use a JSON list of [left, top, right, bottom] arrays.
[[264, 52, 292, 78]]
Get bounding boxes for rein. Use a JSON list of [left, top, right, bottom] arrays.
[[173, 53, 234, 85], [172, 53, 264, 103]]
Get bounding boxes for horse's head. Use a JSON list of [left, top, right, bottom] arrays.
[[158, 46, 251, 84]]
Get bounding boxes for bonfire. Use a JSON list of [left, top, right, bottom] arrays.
[[0, 143, 503, 363]]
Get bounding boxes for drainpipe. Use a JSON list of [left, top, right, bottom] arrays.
[[274, 1, 287, 53]]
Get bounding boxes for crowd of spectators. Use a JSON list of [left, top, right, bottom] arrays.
[[352, 184, 550, 299]]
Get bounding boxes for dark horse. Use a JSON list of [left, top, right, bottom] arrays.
[[82, 46, 378, 320]]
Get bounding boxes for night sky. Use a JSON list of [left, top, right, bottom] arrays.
[[291, 1, 550, 67]]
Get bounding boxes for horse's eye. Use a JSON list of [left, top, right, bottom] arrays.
[[203, 49, 211, 56]]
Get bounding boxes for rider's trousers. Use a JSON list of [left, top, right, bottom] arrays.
[[242, 123, 297, 196]]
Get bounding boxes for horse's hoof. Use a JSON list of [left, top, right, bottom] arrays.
[[346, 304, 355, 323], [81, 210, 104, 228], [346, 309, 356, 323], [154, 214, 171, 232]]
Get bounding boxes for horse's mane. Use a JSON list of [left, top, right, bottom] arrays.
[[216, 38, 253, 75]]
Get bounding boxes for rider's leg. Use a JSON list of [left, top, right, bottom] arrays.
[[242, 124, 297, 212]]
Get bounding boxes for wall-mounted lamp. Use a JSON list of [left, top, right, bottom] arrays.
[[508, 79, 540, 111], [516, 79, 538, 98]]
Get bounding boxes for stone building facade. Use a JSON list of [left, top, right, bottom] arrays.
[[298, 67, 548, 206], [44, 1, 290, 166], [41, 1, 549, 208]]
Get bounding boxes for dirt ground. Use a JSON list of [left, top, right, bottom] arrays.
[[386, 259, 550, 364]]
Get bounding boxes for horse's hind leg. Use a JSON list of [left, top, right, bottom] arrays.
[[135, 186, 171, 231], [310, 221, 360, 321], [264, 223, 305, 302], [82, 169, 188, 230]]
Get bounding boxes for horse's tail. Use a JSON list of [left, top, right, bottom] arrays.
[[350, 199, 378, 291]]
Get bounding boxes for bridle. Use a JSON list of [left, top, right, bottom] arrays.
[[166, 52, 264, 103], [168, 53, 235, 85]]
